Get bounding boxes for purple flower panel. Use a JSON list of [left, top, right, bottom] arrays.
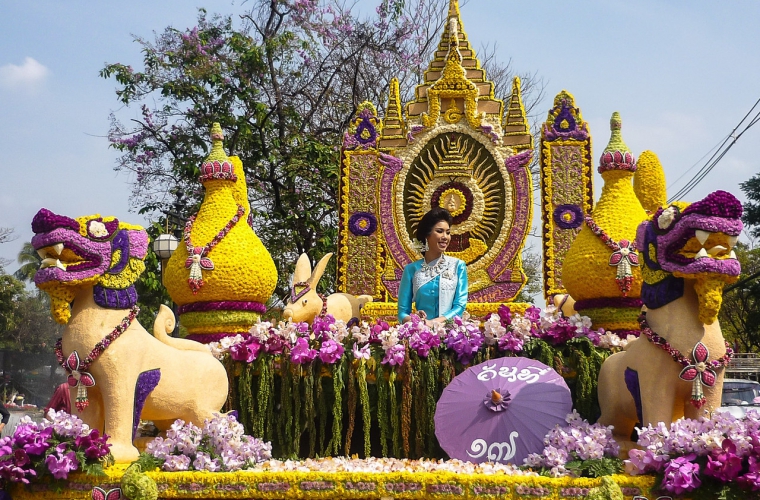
[[348, 212, 377, 237], [553, 204, 584, 230]]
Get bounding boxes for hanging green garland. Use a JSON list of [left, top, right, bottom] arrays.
[[344, 360, 357, 456], [304, 363, 316, 458], [317, 363, 327, 456], [356, 360, 371, 458], [228, 333, 615, 460], [425, 350, 439, 456], [279, 358, 293, 457], [412, 355, 426, 457], [330, 358, 345, 456], [237, 362, 255, 435], [375, 356, 390, 457], [401, 348, 413, 457], [292, 365, 302, 457], [389, 370, 400, 458]]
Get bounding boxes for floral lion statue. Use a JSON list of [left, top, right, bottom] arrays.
[[597, 191, 742, 453], [31, 208, 228, 463]]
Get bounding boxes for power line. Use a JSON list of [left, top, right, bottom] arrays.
[[667, 97, 760, 203]]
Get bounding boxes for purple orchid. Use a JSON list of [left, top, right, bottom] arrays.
[[382, 344, 405, 366], [704, 438, 744, 482], [45, 451, 79, 479], [229, 337, 262, 363], [660, 454, 701, 495], [318, 339, 344, 364], [290, 337, 317, 364]]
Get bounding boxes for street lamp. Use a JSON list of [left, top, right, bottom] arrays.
[[152, 233, 179, 261], [152, 233, 179, 337]]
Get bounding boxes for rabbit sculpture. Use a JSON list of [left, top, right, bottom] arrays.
[[283, 253, 372, 324]]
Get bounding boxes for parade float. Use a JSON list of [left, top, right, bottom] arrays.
[[3, 1, 755, 499]]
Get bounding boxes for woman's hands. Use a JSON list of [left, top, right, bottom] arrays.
[[419, 310, 446, 327]]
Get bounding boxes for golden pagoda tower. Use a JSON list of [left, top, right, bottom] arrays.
[[561, 113, 647, 332], [164, 123, 278, 342]]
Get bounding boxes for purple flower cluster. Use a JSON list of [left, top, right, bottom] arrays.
[[397, 314, 440, 358], [524, 410, 619, 477], [0, 410, 111, 484], [212, 305, 621, 372], [626, 410, 760, 493], [442, 315, 484, 365], [483, 305, 604, 354], [145, 414, 271, 472]]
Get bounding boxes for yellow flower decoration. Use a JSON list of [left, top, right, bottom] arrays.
[[438, 188, 467, 217]]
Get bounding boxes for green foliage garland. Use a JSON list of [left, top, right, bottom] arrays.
[[229, 337, 610, 459], [356, 361, 371, 458]]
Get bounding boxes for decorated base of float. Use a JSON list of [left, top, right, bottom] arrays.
[[4, 1, 755, 499], [12, 467, 656, 500]]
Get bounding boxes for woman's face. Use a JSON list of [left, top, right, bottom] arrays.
[[427, 220, 451, 253]]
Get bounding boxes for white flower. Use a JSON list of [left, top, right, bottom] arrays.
[[482, 314, 506, 345], [568, 314, 592, 333], [88, 220, 108, 238], [352, 343, 370, 360], [330, 320, 350, 342], [657, 206, 677, 230], [510, 316, 533, 339]]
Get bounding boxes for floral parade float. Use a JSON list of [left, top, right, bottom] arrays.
[[4, 1, 755, 499]]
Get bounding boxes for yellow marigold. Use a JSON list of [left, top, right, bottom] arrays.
[[9, 468, 657, 500], [634, 150, 667, 214]]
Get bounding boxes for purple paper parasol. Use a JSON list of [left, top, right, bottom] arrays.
[[434, 357, 572, 465]]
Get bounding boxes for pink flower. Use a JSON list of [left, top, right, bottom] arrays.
[[352, 343, 370, 360], [318, 339, 344, 364], [382, 344, 405, 366], [660, 454, 701, 495], [737, 470, 760, 491], [625, 449, 668, 475], [704, 438, 743, 482], [290, 337, 317, 364], [229, 338, 262, 363], [45, 451, 79, 479]]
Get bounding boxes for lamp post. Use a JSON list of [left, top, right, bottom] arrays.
[[152, 233, 179, 262], [152, 233, 179, 336]]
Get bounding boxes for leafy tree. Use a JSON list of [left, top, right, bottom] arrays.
[[14, 242, 41, 286], [741, 172, 760, 238], [101, 0, 544, 308], [0, 293, 62, 354], [720, 174, 760, 351], [719, 242, 760, 352], [0, 273, 25, 335], [0, 227, 16, 269]]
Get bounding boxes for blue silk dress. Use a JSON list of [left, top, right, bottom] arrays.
[[397, 255, 468, 323]]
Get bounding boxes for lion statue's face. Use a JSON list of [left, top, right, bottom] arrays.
[[31, 208, 148, 324], [636, 190, 742, 324]]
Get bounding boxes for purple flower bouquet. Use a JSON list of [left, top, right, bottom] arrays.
[[0, 409, 111, 485]]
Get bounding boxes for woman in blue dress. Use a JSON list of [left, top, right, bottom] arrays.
[[397, 208, 468, 326]]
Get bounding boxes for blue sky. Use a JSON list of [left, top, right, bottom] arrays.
[[1, 0, 759, 288]]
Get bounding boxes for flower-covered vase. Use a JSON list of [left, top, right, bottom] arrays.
[[562, 113, 647, 333], [164, 123, 278, 342]]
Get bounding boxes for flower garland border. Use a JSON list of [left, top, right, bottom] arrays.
[[11, 469, 656, 500]]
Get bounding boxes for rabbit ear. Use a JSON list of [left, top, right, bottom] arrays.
[[308, 253, 333, 286], [293, 253, 313, 283]]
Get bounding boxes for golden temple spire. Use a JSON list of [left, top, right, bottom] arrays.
[[447, 0, 460, 19], [502, 76, 533, 152], [379, 78, 407, 147], [406, 0, 503, 124]]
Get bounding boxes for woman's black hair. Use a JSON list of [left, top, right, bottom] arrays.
[[416, 207, 453, 243]]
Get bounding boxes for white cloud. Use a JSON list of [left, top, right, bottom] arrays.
[[0, 57, 50, 89]]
